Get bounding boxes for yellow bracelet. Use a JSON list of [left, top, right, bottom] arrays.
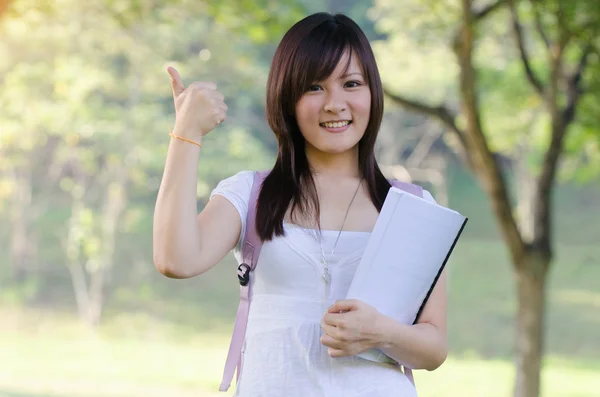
[[169, 129, 202, 148]]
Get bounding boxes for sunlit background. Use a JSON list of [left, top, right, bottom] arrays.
[[1, 0, 599, 396]]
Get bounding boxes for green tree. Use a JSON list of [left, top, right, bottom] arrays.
[[375, 0, 599, 396], [0, 0, 291, 321]]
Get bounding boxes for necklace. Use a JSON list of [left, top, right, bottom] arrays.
[[318, 178, 363, 314]]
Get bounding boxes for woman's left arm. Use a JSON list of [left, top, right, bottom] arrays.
[[320, 269, 448, 371], [376, 269, 448, 371]]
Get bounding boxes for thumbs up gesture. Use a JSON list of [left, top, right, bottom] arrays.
[[167, 66, 228, 140]]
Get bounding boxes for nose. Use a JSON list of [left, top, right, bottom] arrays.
[[323, 91, 346, 114]]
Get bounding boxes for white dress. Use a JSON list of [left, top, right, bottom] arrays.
[[210, 171, 435, 397]]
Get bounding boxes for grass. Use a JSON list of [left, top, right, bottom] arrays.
[[0, 327, 229, 397], [1, 328, 599, 397], [1, 239, 599, 397]]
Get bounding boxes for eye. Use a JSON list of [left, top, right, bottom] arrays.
[[308, 84, 323, 92], [345, 80, 362, 88]]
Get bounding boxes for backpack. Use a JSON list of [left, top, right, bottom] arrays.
[[219, 170, 423, 392]]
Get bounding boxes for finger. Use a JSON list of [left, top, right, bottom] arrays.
[[327, 300, 358, 314], [328, 347, 348, 358], [320, 333, 344, 349], [189, 81, 218, 91], [167, 66, 185, 98], [210, 91, 224, 102], [322, 313, 344, 327], [214, 109, 226, 125], [321, 323, 341, 339], [208, 95, 226, 110], [218, 101, 228, 113]]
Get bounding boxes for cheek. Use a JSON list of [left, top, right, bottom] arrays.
[[355, 94, 371, 119], [295, 97, 320, 126]]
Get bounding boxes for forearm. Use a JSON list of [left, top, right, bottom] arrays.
[[374, 315, 447, 371], [153, 125, 203, 277]]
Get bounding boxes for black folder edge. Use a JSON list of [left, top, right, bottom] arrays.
[[412, 217, 469, 324]]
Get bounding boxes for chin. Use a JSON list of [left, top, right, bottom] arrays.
[[317, 143, 359, 155], [305, 133, 363, 156]]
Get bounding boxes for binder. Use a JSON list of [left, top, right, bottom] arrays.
[[345, 187, 468, 363]]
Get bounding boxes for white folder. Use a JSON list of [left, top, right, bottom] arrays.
[[345, 186, 468, 363]]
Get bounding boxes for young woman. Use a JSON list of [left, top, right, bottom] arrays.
[[153, 12, 447, 397]]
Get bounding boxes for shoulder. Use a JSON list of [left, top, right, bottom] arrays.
[[212, 170, 254, 192], [210, 171, 255, 201], [209, 171, 256, 217], [209, 171, 257, 252]]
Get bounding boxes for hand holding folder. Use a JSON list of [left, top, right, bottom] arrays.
[[346, 187, 468, 363]]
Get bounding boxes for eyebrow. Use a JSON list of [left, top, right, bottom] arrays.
[[340, 72, 363, 79]]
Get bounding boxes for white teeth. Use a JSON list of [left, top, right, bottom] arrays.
[[321, 121, 350, 128]]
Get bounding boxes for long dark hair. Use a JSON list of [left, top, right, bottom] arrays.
[[256, 12, 392, 241]]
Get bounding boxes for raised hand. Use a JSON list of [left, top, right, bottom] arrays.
[[167, 66, 228, 140]]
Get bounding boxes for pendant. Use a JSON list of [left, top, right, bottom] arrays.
[[322, 269, 331, 283]]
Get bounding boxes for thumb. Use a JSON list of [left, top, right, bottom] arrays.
[[167, 66, 185, 98], [328, 300, 358, 313]]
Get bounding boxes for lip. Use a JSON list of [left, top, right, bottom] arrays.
[[320, 120, 352, 133], [320, 119, 351, 124]]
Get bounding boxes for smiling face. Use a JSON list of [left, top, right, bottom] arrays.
[[294, 51, 371, 157]]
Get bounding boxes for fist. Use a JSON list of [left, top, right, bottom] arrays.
[[167, 66, 228, 139]]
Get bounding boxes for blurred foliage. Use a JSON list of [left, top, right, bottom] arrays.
[[0, 0, 598, 323], [0, 0, 282, 314], [373, 0, 600, 182]]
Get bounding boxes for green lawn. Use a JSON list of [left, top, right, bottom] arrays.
[[1, 239, 599, 397], [0, 329, 598, 397]]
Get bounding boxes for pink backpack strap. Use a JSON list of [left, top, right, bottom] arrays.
[[389, 179, 423, 199], [219, 170, 269, 392], [389, 179, 423, 387]]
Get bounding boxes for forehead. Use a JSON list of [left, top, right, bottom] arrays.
[[326, 51, 364, 79]]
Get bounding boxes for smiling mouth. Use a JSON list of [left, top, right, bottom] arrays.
[[319, 120, 352, 128]]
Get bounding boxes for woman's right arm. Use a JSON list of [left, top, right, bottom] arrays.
[[153, 67, 239, 279]]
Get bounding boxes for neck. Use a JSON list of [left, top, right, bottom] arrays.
[[305, 145, 361, 179]]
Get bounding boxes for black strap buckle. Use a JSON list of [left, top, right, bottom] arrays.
[[237, 263, 251, 286]]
